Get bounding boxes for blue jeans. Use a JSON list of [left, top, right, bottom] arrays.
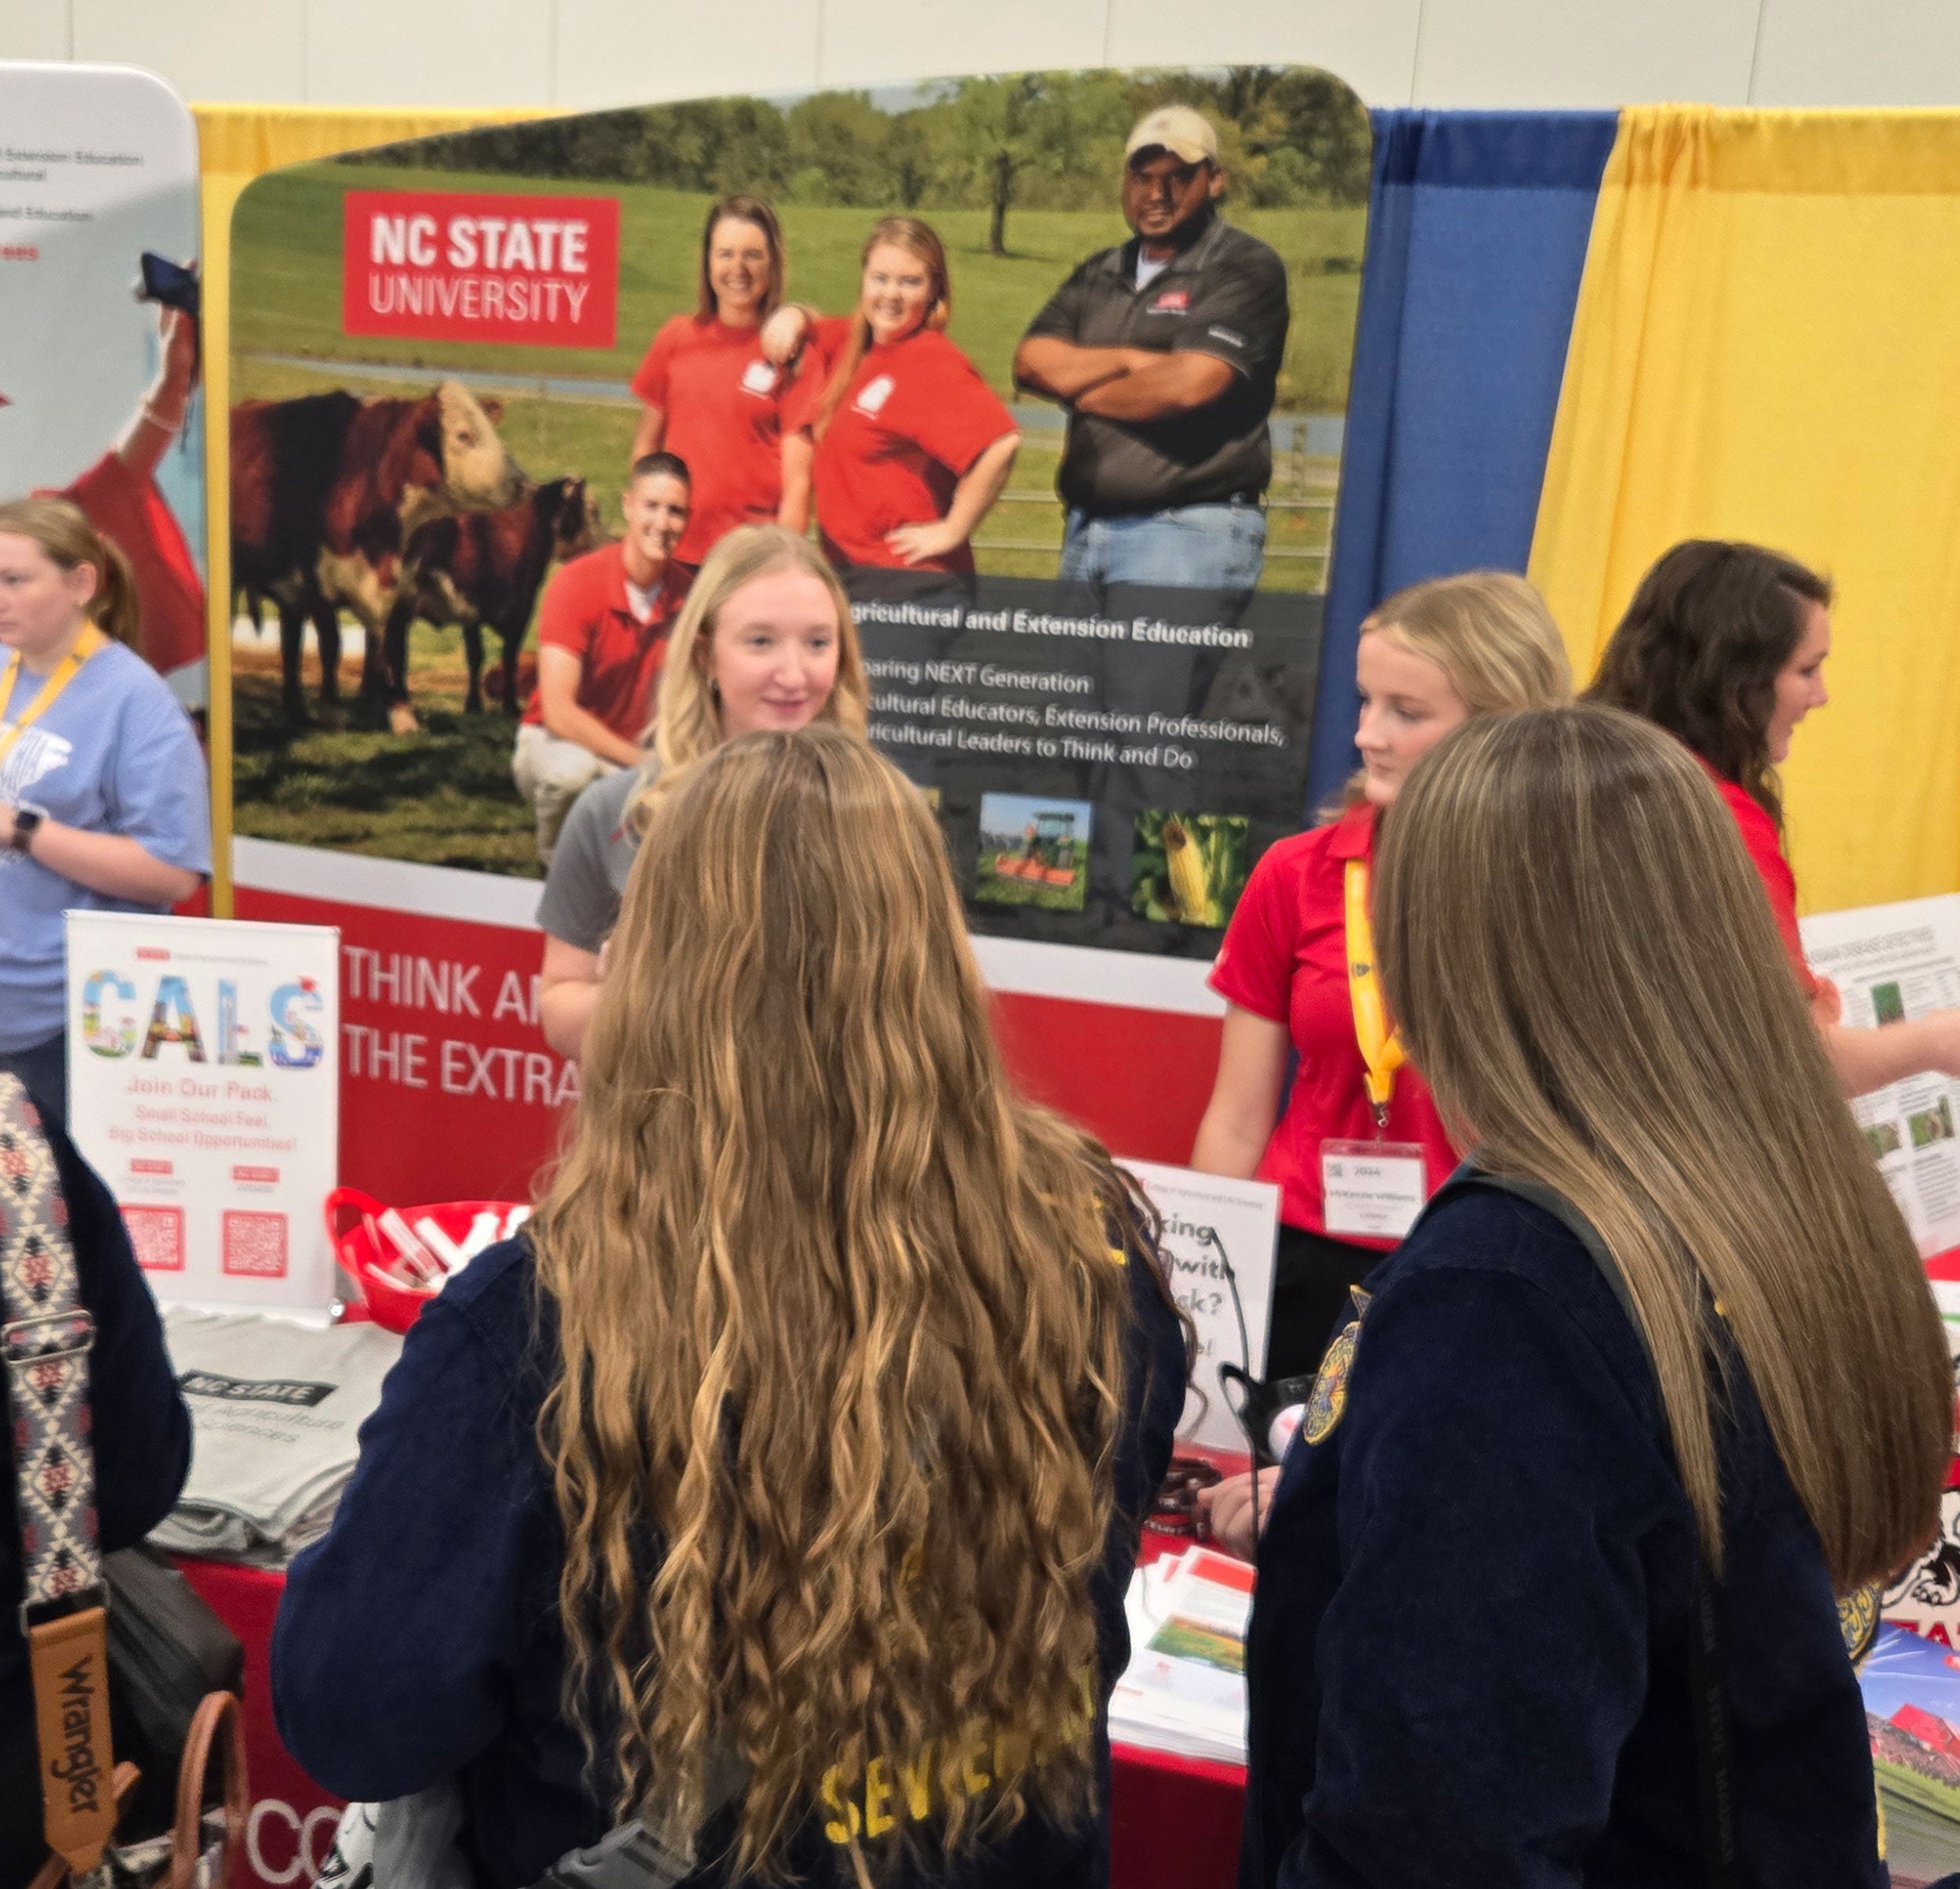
[[1058, 499, 1267, 595], [0, 1031, 67, 1126]]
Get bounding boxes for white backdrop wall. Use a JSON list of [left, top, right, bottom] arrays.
[[6, 0, 1959, 110]]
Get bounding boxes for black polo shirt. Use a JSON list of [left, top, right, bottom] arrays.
[[1021, 212, 1288, 520]]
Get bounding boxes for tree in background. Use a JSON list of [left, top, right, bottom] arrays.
[[784, 91, 894, 205], [338, 65, 1372, 216], [938, 72, 1131, 253]]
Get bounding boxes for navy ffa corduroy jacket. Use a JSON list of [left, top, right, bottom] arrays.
[[1242, 1178, 1889, 1889], [272, 1231, 1186, 1888]]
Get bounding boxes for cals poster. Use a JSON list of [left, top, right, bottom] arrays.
[[65, 912, 341, 1311], [0, 62, 207, 707], [226, 67, 1366, 961]]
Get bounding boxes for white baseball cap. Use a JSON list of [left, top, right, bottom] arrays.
[[1125, 105, 1219, 167]]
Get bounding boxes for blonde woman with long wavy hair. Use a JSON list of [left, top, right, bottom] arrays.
[[1231, 705, 1951, 1889], [274, 725, 1189, 1888], [534, 524, 869, 1061]]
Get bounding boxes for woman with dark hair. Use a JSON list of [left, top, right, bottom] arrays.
[[274, 727, 1188, 1888], [1231, 705, 1953, 1889], [630, 197, 804, 570], [1590, 538, 1960, 1093], [776, 218, 1019, 589]]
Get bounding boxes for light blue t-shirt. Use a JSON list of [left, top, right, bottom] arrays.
[[0, 640, 212, 1052]]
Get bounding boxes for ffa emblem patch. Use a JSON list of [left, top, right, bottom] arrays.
[[1149, 288, 1190, 312], [1838, 1583, 1882, 1665], [1303, 1286, 1371, 1445], [740, 359, 779, 395]]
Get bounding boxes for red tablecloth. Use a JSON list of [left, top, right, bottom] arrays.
[[175, 1547, 1248, 1889]]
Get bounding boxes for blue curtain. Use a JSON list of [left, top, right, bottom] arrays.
[[1306, 110, 1621, 811]]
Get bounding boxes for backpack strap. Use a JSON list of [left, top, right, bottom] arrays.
[[1, 1073, 117, 1877], [1454, 1167, 1737, 1889]]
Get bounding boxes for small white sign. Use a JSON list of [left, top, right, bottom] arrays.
[[1801, 893, 1960, 1257], [64, 912, 340, 1310], [1121, 1158, 1279, 1452]]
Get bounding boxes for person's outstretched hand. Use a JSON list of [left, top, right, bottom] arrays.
[[1197, 1467, 1283, 1562]]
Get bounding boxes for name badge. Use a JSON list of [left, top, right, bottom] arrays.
[[1320, 1140, 1425, 1241]]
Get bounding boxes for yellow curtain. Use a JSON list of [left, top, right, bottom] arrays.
[[193, 105, 540, 913], [1530, 106, 1960, 914]]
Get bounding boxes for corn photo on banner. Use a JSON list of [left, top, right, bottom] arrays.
[[1530, 106, 1960, 916]]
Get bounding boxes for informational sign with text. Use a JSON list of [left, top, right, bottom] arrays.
[[1122, 1158, 1279, 1452], [65, 912, 340, 1310], [1802, 894, 1960, 1257]]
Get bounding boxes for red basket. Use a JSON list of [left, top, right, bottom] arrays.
[[324, 1187, 528, 1333]]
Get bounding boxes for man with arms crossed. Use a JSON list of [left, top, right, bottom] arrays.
[[512, 453, 690, 864], [1014, 106, 1289, 600]]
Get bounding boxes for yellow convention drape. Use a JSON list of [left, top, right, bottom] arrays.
[[192, 105, 540, 913], [1530, 106, 1960, 915]]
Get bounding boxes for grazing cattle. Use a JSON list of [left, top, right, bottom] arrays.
[[230, 381, 525, 723], [381, 477, 604, 730]]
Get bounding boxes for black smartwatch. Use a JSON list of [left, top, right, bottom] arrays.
[[9, 804, 44, 854]]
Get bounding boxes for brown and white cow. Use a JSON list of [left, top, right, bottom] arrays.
[[380, 477, 603, 730], [230, 381, 525, 723]]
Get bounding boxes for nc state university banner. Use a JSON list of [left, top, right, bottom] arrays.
[[222, 67, 1370, 1202]]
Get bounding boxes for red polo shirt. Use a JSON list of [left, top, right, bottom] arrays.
[[519, 541, 688, 741], [1700, 760, 1818, 997], [782, 317, 1015, 574], [631, 314, 790, 566], [1208, 804, 1457, 1244]]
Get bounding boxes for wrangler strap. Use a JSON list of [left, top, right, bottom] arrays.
[[1, 1073, 116, 1875]]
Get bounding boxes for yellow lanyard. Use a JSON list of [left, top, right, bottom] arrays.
[[0, 625, 107, 767], [1344, 855, 1406, 1126]]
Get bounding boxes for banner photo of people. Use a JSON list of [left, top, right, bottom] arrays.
[[227, 66, 1367, 958], [0, 62, 206, 709]]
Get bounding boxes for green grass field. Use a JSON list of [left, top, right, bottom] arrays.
[[232, 160, 1365, 412], [232, 637, 544, 874], [230, 161, 1351, 594], [973, 851, 1091, 912]]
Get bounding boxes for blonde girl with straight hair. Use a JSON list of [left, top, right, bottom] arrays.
[[1192, 570, 1571, 1391], [1233, 703, 1951, 1889], [0, 496, 209, 1123], [271, 726, 1189, 1887], [534, 524, 869, 1062]]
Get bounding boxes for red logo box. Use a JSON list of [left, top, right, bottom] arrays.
[[223, 1209, 289, 1279], [342, 189, 620, 350], [123, 1206, 185, 1273]]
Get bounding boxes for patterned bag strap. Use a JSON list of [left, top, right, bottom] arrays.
[[0, 1072, 118, 1877]]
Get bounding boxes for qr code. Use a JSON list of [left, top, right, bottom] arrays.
[[222, 1210, 289, 1279], [122, 1206, 184, 1273]]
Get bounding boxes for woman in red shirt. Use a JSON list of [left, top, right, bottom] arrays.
[[778, 218, 1019, 588], [1191, 572, 1573, 1379], [630, 197, 803, 571], [1590, 538, 1960, 1097]]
